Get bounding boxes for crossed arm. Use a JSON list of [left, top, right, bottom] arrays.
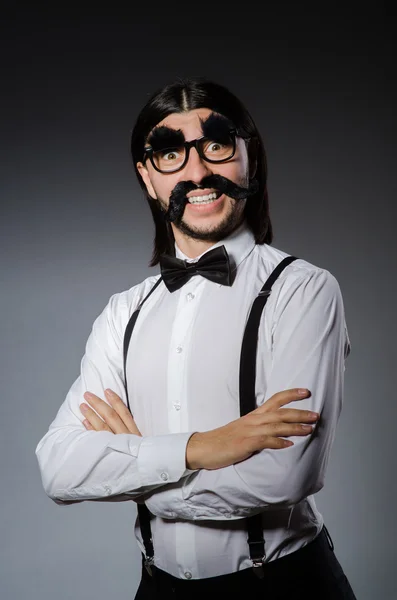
[[36, 269, 350, 518], [35, 281, 198, 505]]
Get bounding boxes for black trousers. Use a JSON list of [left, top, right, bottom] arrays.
[[134, 526, 357, 600]]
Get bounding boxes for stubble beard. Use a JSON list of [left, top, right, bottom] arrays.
[[157, 194, 245, 243]]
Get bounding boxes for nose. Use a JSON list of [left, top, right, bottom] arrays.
[[181, 145, 212, 183]]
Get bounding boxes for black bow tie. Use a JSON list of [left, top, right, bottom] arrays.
[[159, 245, 232, 293]]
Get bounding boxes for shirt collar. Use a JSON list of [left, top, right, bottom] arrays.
[[174, 219, 256, 271]]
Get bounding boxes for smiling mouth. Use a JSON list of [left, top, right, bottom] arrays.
[[187, 191, 223, 204]]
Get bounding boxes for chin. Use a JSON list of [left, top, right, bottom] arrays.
[[178, 206, 242, 241]]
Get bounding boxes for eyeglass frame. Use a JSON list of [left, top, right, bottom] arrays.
[[142, 127, 253, 174]]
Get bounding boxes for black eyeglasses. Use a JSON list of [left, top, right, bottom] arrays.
[[142, 128, 251, 174]]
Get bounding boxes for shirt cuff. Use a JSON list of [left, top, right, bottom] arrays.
[[137, 431, 198, 487]]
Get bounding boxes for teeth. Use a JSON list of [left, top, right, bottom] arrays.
[[188, 192, 219, 204]]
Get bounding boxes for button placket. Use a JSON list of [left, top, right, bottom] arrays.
[[168, 283, 200, 431], [169, 280, 204, 582]]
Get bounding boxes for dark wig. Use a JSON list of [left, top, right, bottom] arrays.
[[130, 76, 273, 267]]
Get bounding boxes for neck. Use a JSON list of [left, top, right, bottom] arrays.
[[171, 226, 217, 258], [170, 215, 246, 259]]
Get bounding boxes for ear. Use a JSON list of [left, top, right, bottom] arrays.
[[137, 161, 158, 199]]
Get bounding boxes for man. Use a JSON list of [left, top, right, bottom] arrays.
[[36, 77, 356, 599]]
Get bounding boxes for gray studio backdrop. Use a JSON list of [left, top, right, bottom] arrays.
[[1, 12, 395, 600]]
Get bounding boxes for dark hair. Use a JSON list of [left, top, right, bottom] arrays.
[[130, 76, 273, 266]]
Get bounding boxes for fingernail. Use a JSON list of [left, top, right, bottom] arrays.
[[81, 404, 88, 412], [105, 389, 113, 396], [298, 389, 309, 395]]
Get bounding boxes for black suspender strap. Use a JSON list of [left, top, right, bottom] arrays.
[[122, 276, 163, 575], [122, 255, 299, 579], [239, 256, 298, 417], [239, 255, 298, 578], [123, 277, 163, 413]]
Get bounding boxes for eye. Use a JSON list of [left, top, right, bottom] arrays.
[[162, 149, 180, 161], [153, 147, 185, 171], [206, 142, 225, 153]]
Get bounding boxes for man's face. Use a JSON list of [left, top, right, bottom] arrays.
[[136, 108, 254, 243]]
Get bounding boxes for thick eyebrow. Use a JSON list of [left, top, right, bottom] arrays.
[[145, 126, 185, 151], [145, 112, 236, 152], [199, 112, 236, 141]]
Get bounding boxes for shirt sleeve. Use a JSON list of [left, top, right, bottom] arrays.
[[35, 284, 198, 506], [141, 268, 352, 520]]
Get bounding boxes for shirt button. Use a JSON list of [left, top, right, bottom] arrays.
[[184, 571, 192, 579], [104, 485, 112, 495], [176, 346, 183, 353], [173, 404, 181, 411], [186, 293, 195, 301], [160, 472, 169, 481]]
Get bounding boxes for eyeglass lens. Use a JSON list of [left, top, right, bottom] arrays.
[[152, 134, 235, 173]]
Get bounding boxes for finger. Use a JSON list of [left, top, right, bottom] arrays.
[[259, 436, 295, 450], [256, 388, 311, 412], [252, 408, 320, 424], [262, 422, 314, 437], [104, 389, 142, 436], [82, 418, 94, 430], [80, 403, 114, 433], [83, 392, 130, 434]]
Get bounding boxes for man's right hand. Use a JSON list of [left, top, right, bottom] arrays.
[[186, 388, 319, 471]]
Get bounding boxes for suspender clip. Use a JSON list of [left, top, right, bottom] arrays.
[[251, 556, 266, 578], [144, 555, 154, 577], [248, 538, 266, 579]]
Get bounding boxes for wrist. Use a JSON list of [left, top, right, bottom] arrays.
[[186, 432, 206, 470]]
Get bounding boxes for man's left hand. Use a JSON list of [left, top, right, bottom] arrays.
[[80, 389, 142, 436]]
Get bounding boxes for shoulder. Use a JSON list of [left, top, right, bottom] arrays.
[[255, 242, 341, 288], [253, 244, 351, 355], [92, 273, 162, 348], [117, 273, 163, 315], [253, 242, 344, 318], [254, 242, 328, 279]]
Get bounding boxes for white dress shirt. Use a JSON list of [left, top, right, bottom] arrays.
[[35, 219, 351, 580]]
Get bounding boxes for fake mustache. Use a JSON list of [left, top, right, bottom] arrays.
[[164, 174, 259, 223]]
